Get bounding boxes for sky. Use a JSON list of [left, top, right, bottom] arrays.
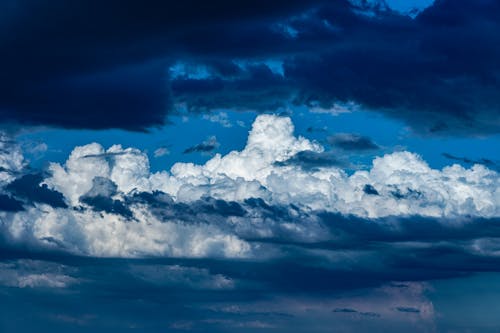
[[0, 0, 500, 332]]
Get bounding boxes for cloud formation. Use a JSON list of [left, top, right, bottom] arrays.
[[0, 114, 498, 260], [1, 1, 499, 135]]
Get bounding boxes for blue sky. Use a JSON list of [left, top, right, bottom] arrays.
[[1, 0, 500, 332]]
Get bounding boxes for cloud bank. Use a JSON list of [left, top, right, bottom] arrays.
[[0, 115, 499, 258], [1, 0, 499, 135]]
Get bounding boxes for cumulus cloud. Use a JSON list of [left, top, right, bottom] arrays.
[[0, 114, 499, 259], [166, 115, 499, 218]]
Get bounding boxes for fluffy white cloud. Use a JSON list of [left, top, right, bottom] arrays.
[[1, 114, 498, 258], [167, 114, 499, 218], [2, 205, 251, 258]]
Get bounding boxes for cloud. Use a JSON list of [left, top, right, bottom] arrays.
[[275, 150, 347, 170], [6, 173, 67, 208], [183, 136, 220, 154], [0, 260, 77, 288], [333, 308, 381, 317], [79, 177, 133, 218], [129, 264, 234, 290], [1, 1, 499, 135], [0, 114, 499, 259], [395, 307, 421, 314], [0, 134, 25, 186], [0, 195, 24, 212], [153, 146, 170, 158], [442, 153, 498, 171], [363, 184, 379, 195], [328, 133, 379, 151], [0, 0, 312, 130]]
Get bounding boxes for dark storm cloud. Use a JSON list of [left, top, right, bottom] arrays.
[[328, 134, 379, 151], [172, 63, 291, 113], [1, 0, 499, 135], [0, 0, 314, 130], [282, 0, 500, 136], [172, 0, 500, 136]]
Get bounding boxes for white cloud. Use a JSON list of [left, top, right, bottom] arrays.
[[0, 114, 498, 259], [2, 205, 251, 258], [167, 114, 499, 218]]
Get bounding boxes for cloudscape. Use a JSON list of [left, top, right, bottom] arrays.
[[1, 1, 500, 332]]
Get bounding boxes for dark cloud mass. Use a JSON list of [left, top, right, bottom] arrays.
[[5, 174, 67, 208], [0, 0, 499, 134]]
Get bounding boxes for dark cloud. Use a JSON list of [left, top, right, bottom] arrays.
[[5, 174, 67, 208], [79, 177, 133, 218], [0, 195, 24, 212], [0, 0, 499, 135], [171, 0, 500, 136], [395, 307, 421, 314], [363, 184, 379, 195], [332, 308, 381, 318], [442, 153, 498, 170], [183, 136, 219, 154], [275, 150, 347, 170], [0, 0, 314, 130], [333, 308, 358, 313], [328, 133, 379, 151]]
